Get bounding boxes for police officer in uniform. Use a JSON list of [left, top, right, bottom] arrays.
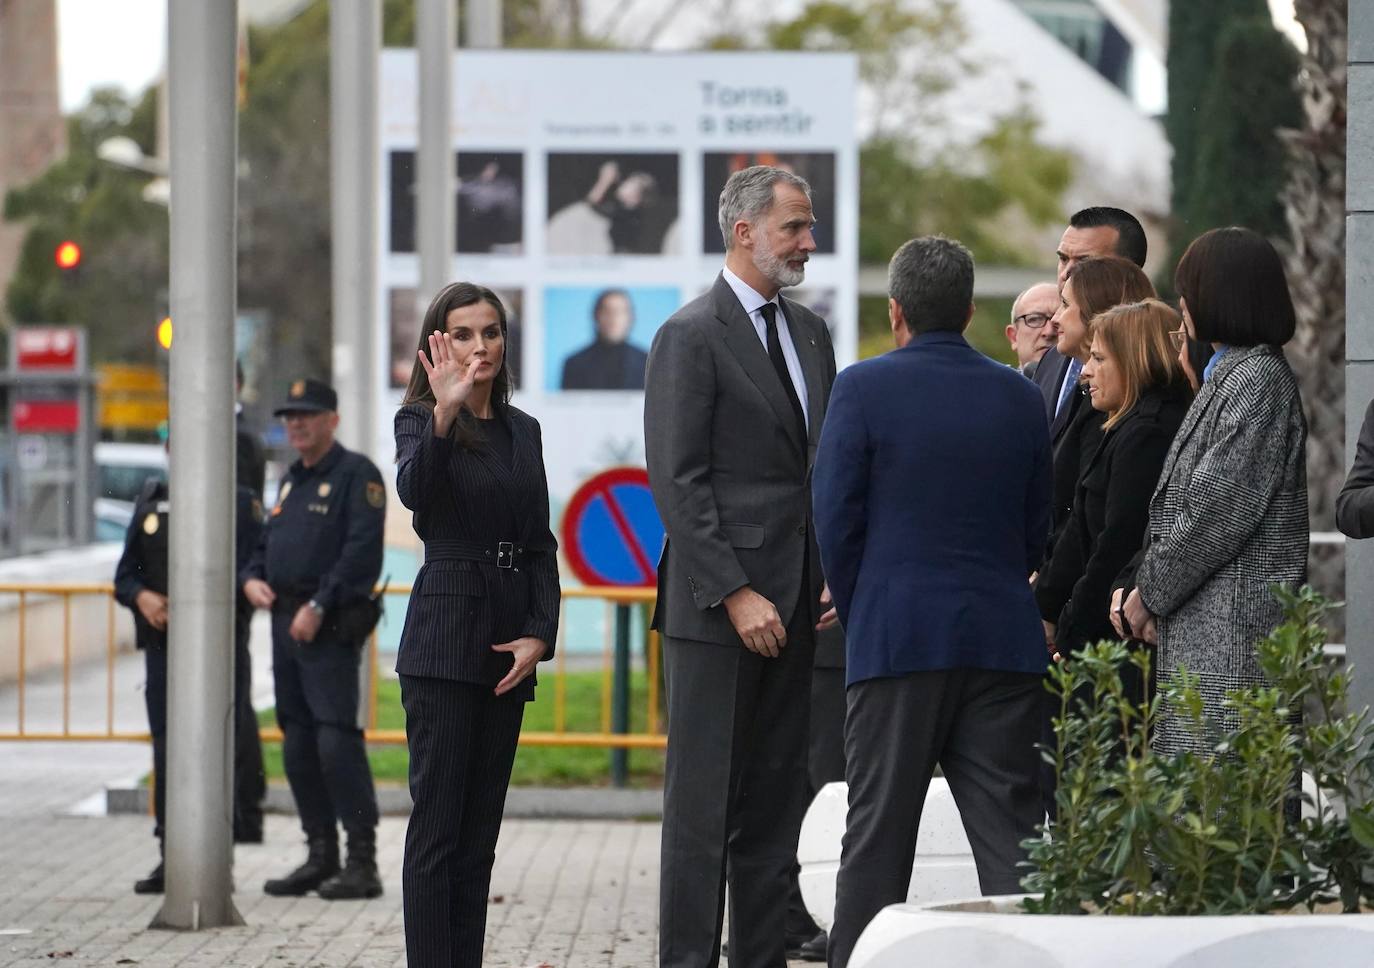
[[242, 378, 386, 900], [114, 468, 265, 894]]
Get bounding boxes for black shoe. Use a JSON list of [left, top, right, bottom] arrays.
[[797, 931, 828, 962], [263, 835, 340, 896], [785, 931, 815, 959], [134, 861, 164, 895], [317, 828, 382, 900]]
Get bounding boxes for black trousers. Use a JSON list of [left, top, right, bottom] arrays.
[[659, 602, 816, 968], [785, 663, 848, 937], [271, 611, 379, 838], [142, 624, 267, 842], [400, 675, 525, 968], [828, 669, 1042, 968], [233, 617, 266, 831]]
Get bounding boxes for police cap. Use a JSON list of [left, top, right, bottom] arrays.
[[273, 378, 338, 417]]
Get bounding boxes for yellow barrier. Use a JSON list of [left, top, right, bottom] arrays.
[[0, 582, 666, 750]]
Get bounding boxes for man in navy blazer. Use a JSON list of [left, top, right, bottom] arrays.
[[813, 236, 1052, 968]]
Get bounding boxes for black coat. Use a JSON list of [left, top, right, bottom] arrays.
[[1044, 381, 1105, 564], [115, 478, 264, 649], [1035, 382, 1191, 656], [393, 403, 560, 698]]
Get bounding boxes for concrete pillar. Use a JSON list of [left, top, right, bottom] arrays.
[[1348, 0, 1374, 720]]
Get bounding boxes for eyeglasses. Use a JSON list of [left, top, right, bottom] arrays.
[[1014, 312, 1054, 330], [1168, 327, 1187, 350]]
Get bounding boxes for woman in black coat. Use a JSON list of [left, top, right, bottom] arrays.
[[394, 282, 560, 968], [1036, 298, 1190, 665], [1042, 256, 1157, 561]]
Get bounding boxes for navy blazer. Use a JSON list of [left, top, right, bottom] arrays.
[[393, 403, 560, 698], [812, 331, 1052, 684]]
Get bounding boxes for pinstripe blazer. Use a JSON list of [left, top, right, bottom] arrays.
[[393, 403, 560, 699], [1134, 344, 1308, 755]]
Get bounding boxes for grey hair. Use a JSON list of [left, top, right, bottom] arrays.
[[888, 236, 975, 335], [718, 165, 811, 250]]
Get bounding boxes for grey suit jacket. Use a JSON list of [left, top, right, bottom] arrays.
[[644, 273, 837, 646], [1337, 397, 1374, 537], [1134, 345, 1308, 755]]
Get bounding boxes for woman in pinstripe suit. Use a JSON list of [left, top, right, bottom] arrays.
[[395, 282, 560, 967], [1116, 228, 1308, 755]]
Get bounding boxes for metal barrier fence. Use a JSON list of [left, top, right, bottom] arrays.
[[0, 583, 666, 760], [0, 536, 1352, 745]]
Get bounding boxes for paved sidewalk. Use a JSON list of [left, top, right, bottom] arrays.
[[0, 810, 661, 967], [0, 744, 824, 967]]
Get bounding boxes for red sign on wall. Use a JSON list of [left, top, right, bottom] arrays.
[[13, 400, 81, 434], [14, 327, 81, 372]]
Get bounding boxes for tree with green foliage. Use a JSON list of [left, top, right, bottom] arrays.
[[3, 89, 167, 363], [716, 0, 1073, 361], [1164, 1, 1301, 284]]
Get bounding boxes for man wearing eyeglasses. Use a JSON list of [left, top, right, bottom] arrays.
[[1006, 282, 1059, 376]]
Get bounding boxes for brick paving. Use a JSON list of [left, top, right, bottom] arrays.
[[0, 743, 823, 968]]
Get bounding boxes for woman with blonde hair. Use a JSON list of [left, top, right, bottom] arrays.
[[1042, 256, 1158, 557], [1037, 299, 1191, 664]]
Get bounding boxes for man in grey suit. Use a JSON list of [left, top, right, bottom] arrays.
[[645, 165, 837, 968]]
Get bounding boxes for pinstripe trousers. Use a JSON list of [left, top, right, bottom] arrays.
[[400, 675, 525, 968]]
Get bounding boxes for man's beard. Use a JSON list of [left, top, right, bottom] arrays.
[[753, 238, 805, 288]]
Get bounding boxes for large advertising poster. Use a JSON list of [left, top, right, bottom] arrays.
[[376, 50, 859, 510]]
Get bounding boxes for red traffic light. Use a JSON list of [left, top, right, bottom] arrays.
[[55, 240, 82, 270]]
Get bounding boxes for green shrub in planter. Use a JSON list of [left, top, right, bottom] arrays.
[[1022, 586, 1374, 915]]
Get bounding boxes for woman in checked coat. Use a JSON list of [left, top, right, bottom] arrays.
[[1116, 227, 1308, 756], [394, 282, 560, 968]]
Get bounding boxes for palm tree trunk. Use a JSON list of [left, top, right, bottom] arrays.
[[1281, 0, 1347, 628]]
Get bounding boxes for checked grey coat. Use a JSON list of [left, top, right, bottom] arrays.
[[1134, 344, 1308, 755]]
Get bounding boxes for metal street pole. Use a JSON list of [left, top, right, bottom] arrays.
[[466, 0, 501, 48], [1348, 5, 1374, 724], [418, 0, 455, 304], [153, 0, 242, 930], [330, 1, 380, 458]]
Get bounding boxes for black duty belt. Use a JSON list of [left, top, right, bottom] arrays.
[[424, 538, 526, 570]]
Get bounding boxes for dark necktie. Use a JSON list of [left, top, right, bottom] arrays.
[[760, 302, 808, 443]]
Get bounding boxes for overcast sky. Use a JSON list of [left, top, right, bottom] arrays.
[[56, 0, 1307, 113]]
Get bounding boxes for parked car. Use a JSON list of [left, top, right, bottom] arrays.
[[94, 442, 167, 542]]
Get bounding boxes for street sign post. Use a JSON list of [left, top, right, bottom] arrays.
[[562, 467, 664, 786]]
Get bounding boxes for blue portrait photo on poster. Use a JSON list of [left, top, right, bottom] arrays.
[[544, 285, 680, 392]]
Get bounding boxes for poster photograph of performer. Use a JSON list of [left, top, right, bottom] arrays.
[[544, 285, 679, 391], [546, 153, 680, 255]]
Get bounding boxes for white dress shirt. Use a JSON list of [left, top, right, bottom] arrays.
[[721, 266, 810, 430]]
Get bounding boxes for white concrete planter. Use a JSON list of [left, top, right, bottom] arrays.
[[849, 895, 1374, 968], [797, 780, 980, 930]]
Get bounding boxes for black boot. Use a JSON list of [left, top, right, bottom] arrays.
[[133, 860, 164, 895], [263, 833, 339, 896], [317, 828, 382, 900]]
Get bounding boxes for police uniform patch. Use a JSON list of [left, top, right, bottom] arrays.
[[143, 513, 159, 535], [366, 481, 385, 508], [290, 379, 306, 398], [317, 482, 331, 498]]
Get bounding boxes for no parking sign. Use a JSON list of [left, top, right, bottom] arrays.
[[561, 467, 664, 587]]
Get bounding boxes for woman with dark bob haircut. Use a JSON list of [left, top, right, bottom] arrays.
[[393, 282, 560, 967], [1115, 227, 1308, 756]]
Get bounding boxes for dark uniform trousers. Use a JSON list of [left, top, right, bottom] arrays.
[[141, 617, 262, 839], [827, 669, 1043, 968], [270, 609, 378, 838], [660, 596, 816, 968], [399, 677, 525, 968]]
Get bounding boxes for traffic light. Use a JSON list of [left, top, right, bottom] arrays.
[[55, 240, 82, 285], [156, 316, 173, 350]]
